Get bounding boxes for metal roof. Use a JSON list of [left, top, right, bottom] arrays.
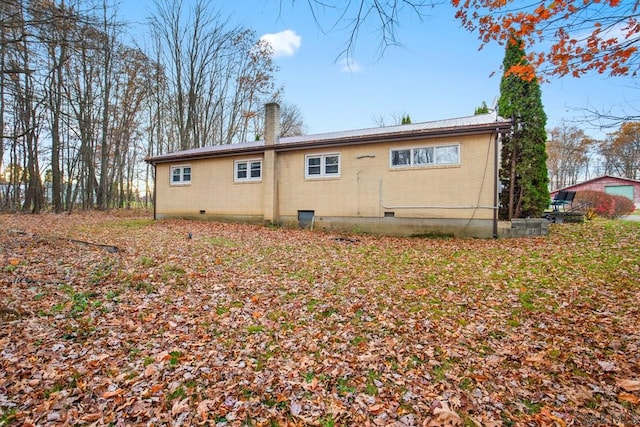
[[146, 112, 511, 164]]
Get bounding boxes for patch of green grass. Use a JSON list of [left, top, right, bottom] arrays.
[[215, 305, 229, 315], [3, 264, 17, 273], [247, 325, 265, 334], [169, 351, 182, 367], [522, 399, 542, 414], [134, 281, 155, 294], [336, 377, 356, 395], [507, 315, 521, 327], [262, 397, 287, 409], [289, 268, 315, 283], [518, 290, 536, 311], [459, 377, 473, 391], [139, 256, 154, 267], [113, 218, 154, 229], [319, 415, 336, 427], [318, 307, 337, 318], [164, 265, 186, 275], [89, 260, 116, 284], [364, 370, 380, 396], [306, 298, 320, 312], [304, 371, 316, 383], [0, 408, 18, 425], [43, 383, 65, 398], [202, 236, 236, 247], [432, 361, 451, 382], [166, 386, 186, 402], [350, 336, 367, 346]]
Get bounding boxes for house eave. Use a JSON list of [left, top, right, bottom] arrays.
[[145, 120, 512, 165]]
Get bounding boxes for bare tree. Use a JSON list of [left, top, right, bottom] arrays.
[[31, 0, 81, 212], [372, 111, 411, 127], [278, 102, 306, 137], [283, 1, 434, 58], [600, 122, 640, 180], [546, 124, 594, 190], [150, 0, 279, 149], [5, 1, 44, 212]]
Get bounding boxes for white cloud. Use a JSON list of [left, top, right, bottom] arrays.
[[260, 30, 301, 58], [339, 58, 362, 73]]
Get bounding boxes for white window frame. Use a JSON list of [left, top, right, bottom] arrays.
[[305, 153, 341, 178], [234, 159, 262, 182], [170, 165, 192, 185], [389, 144, 460, 168]]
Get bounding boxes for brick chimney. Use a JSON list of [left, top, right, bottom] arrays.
[[264, 102, 280, 146]]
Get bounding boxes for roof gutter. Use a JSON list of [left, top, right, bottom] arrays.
[[145, 121, 512, 165]]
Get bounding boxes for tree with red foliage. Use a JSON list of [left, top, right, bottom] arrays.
[[452, 0, 639, 79]]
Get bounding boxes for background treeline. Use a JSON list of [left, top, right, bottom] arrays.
[[0, 0, 297, 213], [1, 0, 638, 214], [546, 122, 640, 190]]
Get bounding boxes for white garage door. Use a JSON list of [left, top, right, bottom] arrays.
[[605, 185, 634, 201]]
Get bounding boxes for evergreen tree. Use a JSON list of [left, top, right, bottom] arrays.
[[498, 37, 549, 220], [474, 101, 489, 115]]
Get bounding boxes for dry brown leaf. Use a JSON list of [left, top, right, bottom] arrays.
[[290, 400, 302, 417], [618, 391, 640, 405], [617, 379, 640, 391], [150, 384, 164, 394], [171, 398, 190, 416], [102, 388, 124, 399], [426, 401, 462, 426], [79, 413, 102, 422], [197, 399, 215, 420], [2, 213, 640, 426], [367, 403, 385, 415], [144, 364, 157, 377]]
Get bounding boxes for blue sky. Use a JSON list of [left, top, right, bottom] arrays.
[[120, 1, 638, 141]]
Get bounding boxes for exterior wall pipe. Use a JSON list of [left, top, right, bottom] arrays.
[[153, 165, 157, 220], [378, 178, 495, 210], [493, 130, 500, 239]]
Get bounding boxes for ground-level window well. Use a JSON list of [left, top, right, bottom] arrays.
[[298, 210, 315, 228]]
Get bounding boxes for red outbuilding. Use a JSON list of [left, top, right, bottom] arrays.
[[550, 175, 640, 208]]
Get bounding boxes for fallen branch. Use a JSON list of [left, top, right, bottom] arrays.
[[67, 239, 119, 253]]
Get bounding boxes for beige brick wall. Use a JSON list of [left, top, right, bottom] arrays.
[[154, 133, 497, 222], [276, 134, 496, 220], [155, 155, 264, 216]]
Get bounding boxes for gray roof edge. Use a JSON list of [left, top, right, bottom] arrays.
[[146, 113, 511, 164]]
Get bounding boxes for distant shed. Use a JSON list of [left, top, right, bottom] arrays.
[[550, 175, 640, 208]]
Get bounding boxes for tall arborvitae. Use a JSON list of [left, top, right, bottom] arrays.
[[498, 36, 549, 220]]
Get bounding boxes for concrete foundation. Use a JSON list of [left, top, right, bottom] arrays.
[[155, 213, 549, 239]]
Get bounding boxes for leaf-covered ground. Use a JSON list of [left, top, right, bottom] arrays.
[[1, 213, 639, 426]]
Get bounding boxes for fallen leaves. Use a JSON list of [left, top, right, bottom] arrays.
[[618, 379, 640, 392], [102, 389, 125, 399], [0, 213, 639, 425]]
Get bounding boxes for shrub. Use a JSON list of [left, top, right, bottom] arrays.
[[611, 194, 636, 218], [575, 190, 635, 219]]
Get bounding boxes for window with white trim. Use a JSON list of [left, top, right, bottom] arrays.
[[234, 160, 262, 182], [390, 144, 459, 168], [305, 153, 340, 178], [170, 165, 191, 185]]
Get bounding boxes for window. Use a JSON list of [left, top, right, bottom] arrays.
[[170, 165, 191, 185], [235, 160, 262, 182], [390, 144, 459, 168], [306, 153, 340, 178]]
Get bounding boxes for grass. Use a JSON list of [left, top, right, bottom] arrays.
[[0, 214, 639, 426]]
